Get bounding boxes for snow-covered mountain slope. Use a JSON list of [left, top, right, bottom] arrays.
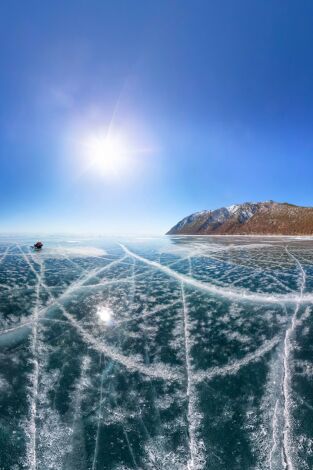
[[167, 201, 313, 235]]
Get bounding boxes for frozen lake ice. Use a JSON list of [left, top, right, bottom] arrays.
[[0, 235, 313, 469]]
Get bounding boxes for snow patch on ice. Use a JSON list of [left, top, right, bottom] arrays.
[[49, 246, 106, 258]]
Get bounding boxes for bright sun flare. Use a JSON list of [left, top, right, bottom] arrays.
[[96, 305, 113, 325], [84, 134, 129, 177]]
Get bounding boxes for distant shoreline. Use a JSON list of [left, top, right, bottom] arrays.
[[167, 234, 313, 239]]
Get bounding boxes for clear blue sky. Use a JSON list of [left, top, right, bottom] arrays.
[[1, 1, 313, 234]]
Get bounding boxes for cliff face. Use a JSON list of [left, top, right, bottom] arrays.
[[167, 201, 313, 235]]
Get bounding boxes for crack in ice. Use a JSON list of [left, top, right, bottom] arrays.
[[18, 246, 181, 382], [119, 244, 311, 305], [269, 400, 280, 470], [194, 336, 280, 383], [92, 359, 106, 470], [0, 245, 11, 266], [26, 258, 44, 470], [181, 283, 204, 469], [282, 247, 306, 470]]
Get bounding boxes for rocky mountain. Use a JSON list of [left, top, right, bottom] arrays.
[[167, 201, 313, 235]]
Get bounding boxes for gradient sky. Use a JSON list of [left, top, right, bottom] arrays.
[[1, 1, 313, 234]]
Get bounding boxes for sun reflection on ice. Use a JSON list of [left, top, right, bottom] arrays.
[[96, 305, 114, 325]]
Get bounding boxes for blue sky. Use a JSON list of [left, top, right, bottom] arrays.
[[1, 1, 313, 234]]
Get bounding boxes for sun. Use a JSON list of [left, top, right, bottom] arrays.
[[76, 126, 154, 181], [84, 133, 129, 177]]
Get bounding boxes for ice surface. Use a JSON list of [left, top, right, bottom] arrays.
[[0, 236, 313, 469]]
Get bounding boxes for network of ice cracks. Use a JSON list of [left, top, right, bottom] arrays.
[[0, 236, 313, 469]]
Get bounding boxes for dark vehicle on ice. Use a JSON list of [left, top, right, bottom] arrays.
[[32, 241, 43, 250]]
